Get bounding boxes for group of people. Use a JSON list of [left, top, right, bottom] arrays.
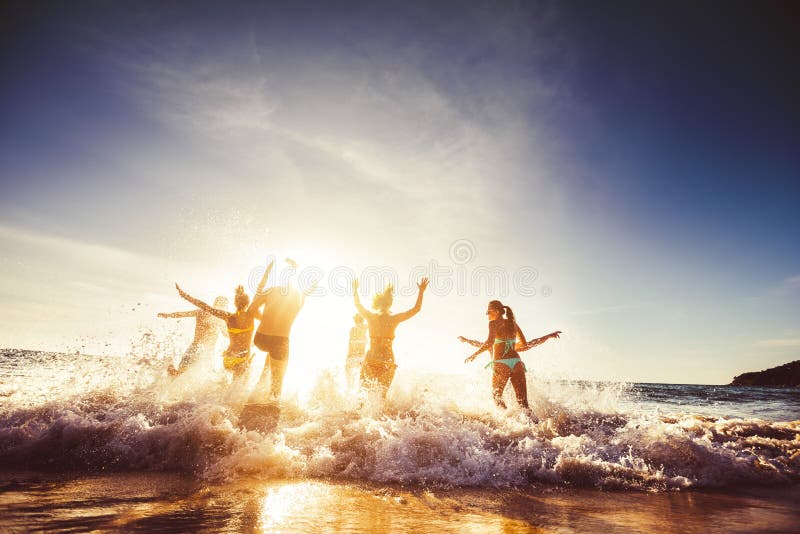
[[161, 259, 310, 401], [160, 258, 561, 410]]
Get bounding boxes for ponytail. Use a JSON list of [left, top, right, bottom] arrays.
[[488, 300, 514, 323]]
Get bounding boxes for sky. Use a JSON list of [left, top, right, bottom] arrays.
[[1, 0, 798, 384]]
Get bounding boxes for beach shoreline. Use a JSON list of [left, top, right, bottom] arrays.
[[2, 470, 798, 533]]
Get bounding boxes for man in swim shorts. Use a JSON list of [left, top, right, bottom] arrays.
[[249, 262, 315, 400]]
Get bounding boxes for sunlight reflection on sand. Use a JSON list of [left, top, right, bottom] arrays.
[[3, 472, 798, 533]]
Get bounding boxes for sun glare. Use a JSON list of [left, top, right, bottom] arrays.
[[247, 248, 355, 401]]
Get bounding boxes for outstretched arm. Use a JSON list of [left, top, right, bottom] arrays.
[[465, 323, 494, 364], [394, 277, 429, 322], [457, 336, 484, 348], [519, 331, 562, 352], [352, 279, 373, 320], [158, 311, 197, 319], [175, 284, 231, 320], [464, 336, 492, 363]]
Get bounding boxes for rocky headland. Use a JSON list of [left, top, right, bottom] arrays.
[[730, 360, 800, 387]]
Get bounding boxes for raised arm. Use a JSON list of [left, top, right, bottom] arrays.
[[158, 311, 198, 319], [255, 260, 274, 295], [394, 277, 429, 322], [457, 336, 484, 348], [352, 279, 373, 320], [519, 331, 562, 352], [247, 259, 275, 315], [175, 284, 231, 320]]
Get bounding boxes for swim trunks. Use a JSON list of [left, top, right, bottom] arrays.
[[254, 332, 290, 360]]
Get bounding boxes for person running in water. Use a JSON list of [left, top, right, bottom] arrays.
[[345, 314, 367, 390], [175, 260, 273, 378], [249, 259, 315, 401], [158, 295, 228, 376], [464, 300, 532, 409], [353, 277, 429, 399]]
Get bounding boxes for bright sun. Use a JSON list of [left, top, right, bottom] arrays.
[[247, 249, 356, 400]]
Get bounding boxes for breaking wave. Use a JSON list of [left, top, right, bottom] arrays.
[[1, 349, 798, 491]]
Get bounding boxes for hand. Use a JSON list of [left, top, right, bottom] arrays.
[[457, 336, 467, 343], [464, 354, 477, 363], [352, 279, 359, 292], [550, 331, 562, 339], [175, 284, 189, 300], [418, 277, 429, 292], [158, 313, 167, 318]]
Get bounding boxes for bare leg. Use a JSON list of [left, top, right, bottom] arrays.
[[268, 356, 289, 399], [492, 365, 511, 409], [360, 360, 396, 399], [509, 363, 529, 408]]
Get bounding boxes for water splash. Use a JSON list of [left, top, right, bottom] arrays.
[[1, 349, 798, 491]]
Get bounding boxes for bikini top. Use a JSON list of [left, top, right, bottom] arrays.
[[228, 326, 253, 335], [494, 337, 517, 356], [228, 312, 253, 335]]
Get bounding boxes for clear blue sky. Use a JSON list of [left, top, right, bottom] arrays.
[[1, 1, 798, 384]]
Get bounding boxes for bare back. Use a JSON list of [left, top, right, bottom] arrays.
[[255, 286, 304, 338], [364, 312, 404, 341], [226, 311, 255, 354], [486, 318, 522, 359]]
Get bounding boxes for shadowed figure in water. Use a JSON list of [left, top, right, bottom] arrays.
[[353, 277, 428, 399], [174, 260, 273, 379], [464, 300, 540, 410], [248, 258, 317, 402], [158, 295, 229, 376], [345, 314, 367, 390]]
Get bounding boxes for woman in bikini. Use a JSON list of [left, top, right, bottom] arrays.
[[464, 300, 532, 409], [353, 277, 428, 398], [175, 260, 273, 378]]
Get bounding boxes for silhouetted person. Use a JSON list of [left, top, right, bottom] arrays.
[[345, 314, 367, 390], [249, 259, 315, 401], [175, 260, 273, 378], [158, 295, 228, 376], [353, 277, 428, 399], [464, 300, 532, 409]]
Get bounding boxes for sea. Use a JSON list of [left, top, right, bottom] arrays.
[[1, 348, 798, 532]]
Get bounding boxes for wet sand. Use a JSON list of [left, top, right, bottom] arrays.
[[1, 471, 798, 533]]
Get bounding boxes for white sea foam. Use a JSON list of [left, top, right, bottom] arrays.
[[1, 349, 798, 491]]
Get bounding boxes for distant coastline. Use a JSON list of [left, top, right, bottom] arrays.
[[730, 360, 800, 387]]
